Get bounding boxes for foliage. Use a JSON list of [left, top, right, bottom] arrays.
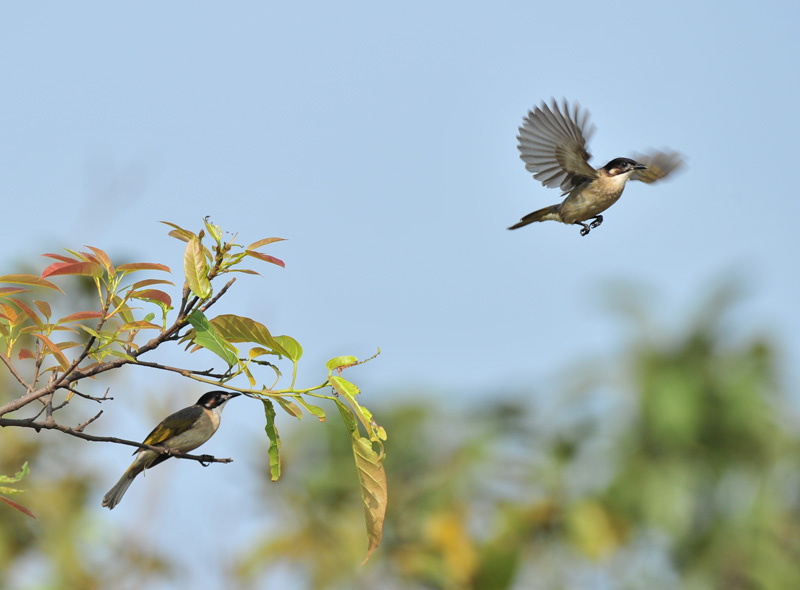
[[0, 219, 387, 561], [234, 285, 800, 589], [0, 462, 35, 519]]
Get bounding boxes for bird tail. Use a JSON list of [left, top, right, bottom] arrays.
[[102, 464, 140, 509], [507, 204, 561, 230]]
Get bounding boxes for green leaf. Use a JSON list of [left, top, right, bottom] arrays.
[[204, 218, 223, 242], [262, 400, 281, 481], [274, 396, 303, 420], [210, 314, 290, 357], [326, 355, 358, 371], [186, 310, 238, 366], [330, 375, 361, 397], [105, 350, 137, 362], [335, 402, 387, 563], [294, 395, 325, 421], [0, 462, 29, 484], [353, 436, 387, 563], [334, 398, 359, 434], [330, 376, 384, 442], [184, 236, 211, 299], [121, 321, 163, 331], [274, 335, 303, 361], [110, 296, 135, 324], [330, 375, 370, 433], [160, 221, 196, 243]]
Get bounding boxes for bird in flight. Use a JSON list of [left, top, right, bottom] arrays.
[[508, 99, 683, 236]]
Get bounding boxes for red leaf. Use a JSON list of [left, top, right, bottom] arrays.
[[42, 253, 80, 263], [32, 334, 70, 370], [58, 311, 104, 323], [127, 279, 174, 290], [84, 246, 114, 274], [246, 237, 286, 250], [130, 289, 172, 307], [9, 299, 43, 330], [0, 303, 18, 322], [116, 262, 171, 273], [0, 274, 63, 292], [0, 287, 29, 297], [41, 261, 104, 278], [0, 495, 36, 519], [34, 300, 52, 319], [245, 251, 285, 268]]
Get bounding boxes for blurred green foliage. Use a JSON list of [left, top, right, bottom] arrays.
[[2, 283, 799, 589], [234, 284, 800, 589]]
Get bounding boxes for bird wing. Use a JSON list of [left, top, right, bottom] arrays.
[[136, 406, 201, 452], [629, 149, 684, 183], [517, 98, 598, 193]]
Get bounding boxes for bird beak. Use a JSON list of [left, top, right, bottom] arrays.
[[224, 392, 241, 400], [634, 163, 647, 170]]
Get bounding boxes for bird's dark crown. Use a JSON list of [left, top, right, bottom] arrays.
[[197, 390, 241, 408], [603, 157, 646, 175]]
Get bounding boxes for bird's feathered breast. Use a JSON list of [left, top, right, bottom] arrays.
[[138, 405, 206, 450]]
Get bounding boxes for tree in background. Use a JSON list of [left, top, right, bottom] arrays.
[[234, 282, 799, 590]]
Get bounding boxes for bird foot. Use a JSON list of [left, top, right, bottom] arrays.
[[578, 223, 591, 236], [590, 215, 603, 229], [199, 454, 214, 466]]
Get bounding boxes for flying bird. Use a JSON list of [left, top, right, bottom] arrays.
[[508, 99, 683, 236]]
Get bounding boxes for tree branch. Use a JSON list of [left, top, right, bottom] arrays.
[[0, 352, 32, 391], [0, 417, 233, 464]]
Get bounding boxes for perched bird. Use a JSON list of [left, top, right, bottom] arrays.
[[508, 99, 683, 236], [102, 390, 240, 509]]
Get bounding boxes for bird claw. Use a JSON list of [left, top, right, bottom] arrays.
[[578, 223, 591, 236], [590, 215, 603, 229], [199, 454, 214, 466]]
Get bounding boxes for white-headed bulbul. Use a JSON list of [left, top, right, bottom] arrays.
[[102, 390, 240, 509], [508, 98, 683, 236]]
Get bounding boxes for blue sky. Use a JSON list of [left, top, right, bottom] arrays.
[[2, 1, 799, 587]]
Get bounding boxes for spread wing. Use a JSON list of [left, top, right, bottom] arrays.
[[630, 149, 684, 183], [517, 98, 598, 193], [135, 406, 201, 453]]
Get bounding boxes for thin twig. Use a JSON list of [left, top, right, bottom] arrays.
[[133, 359, 227, 379], [198, 278, 236, 314], [0, 352, 32, 390], [68, 387, 112, 403], [75, 410, 103, 432]]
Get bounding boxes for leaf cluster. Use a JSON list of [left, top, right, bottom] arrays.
[[0, 219, 388, 560]]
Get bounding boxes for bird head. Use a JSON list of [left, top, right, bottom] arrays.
[[196, 391, 241, 410], [603, 157, 647, 176]]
